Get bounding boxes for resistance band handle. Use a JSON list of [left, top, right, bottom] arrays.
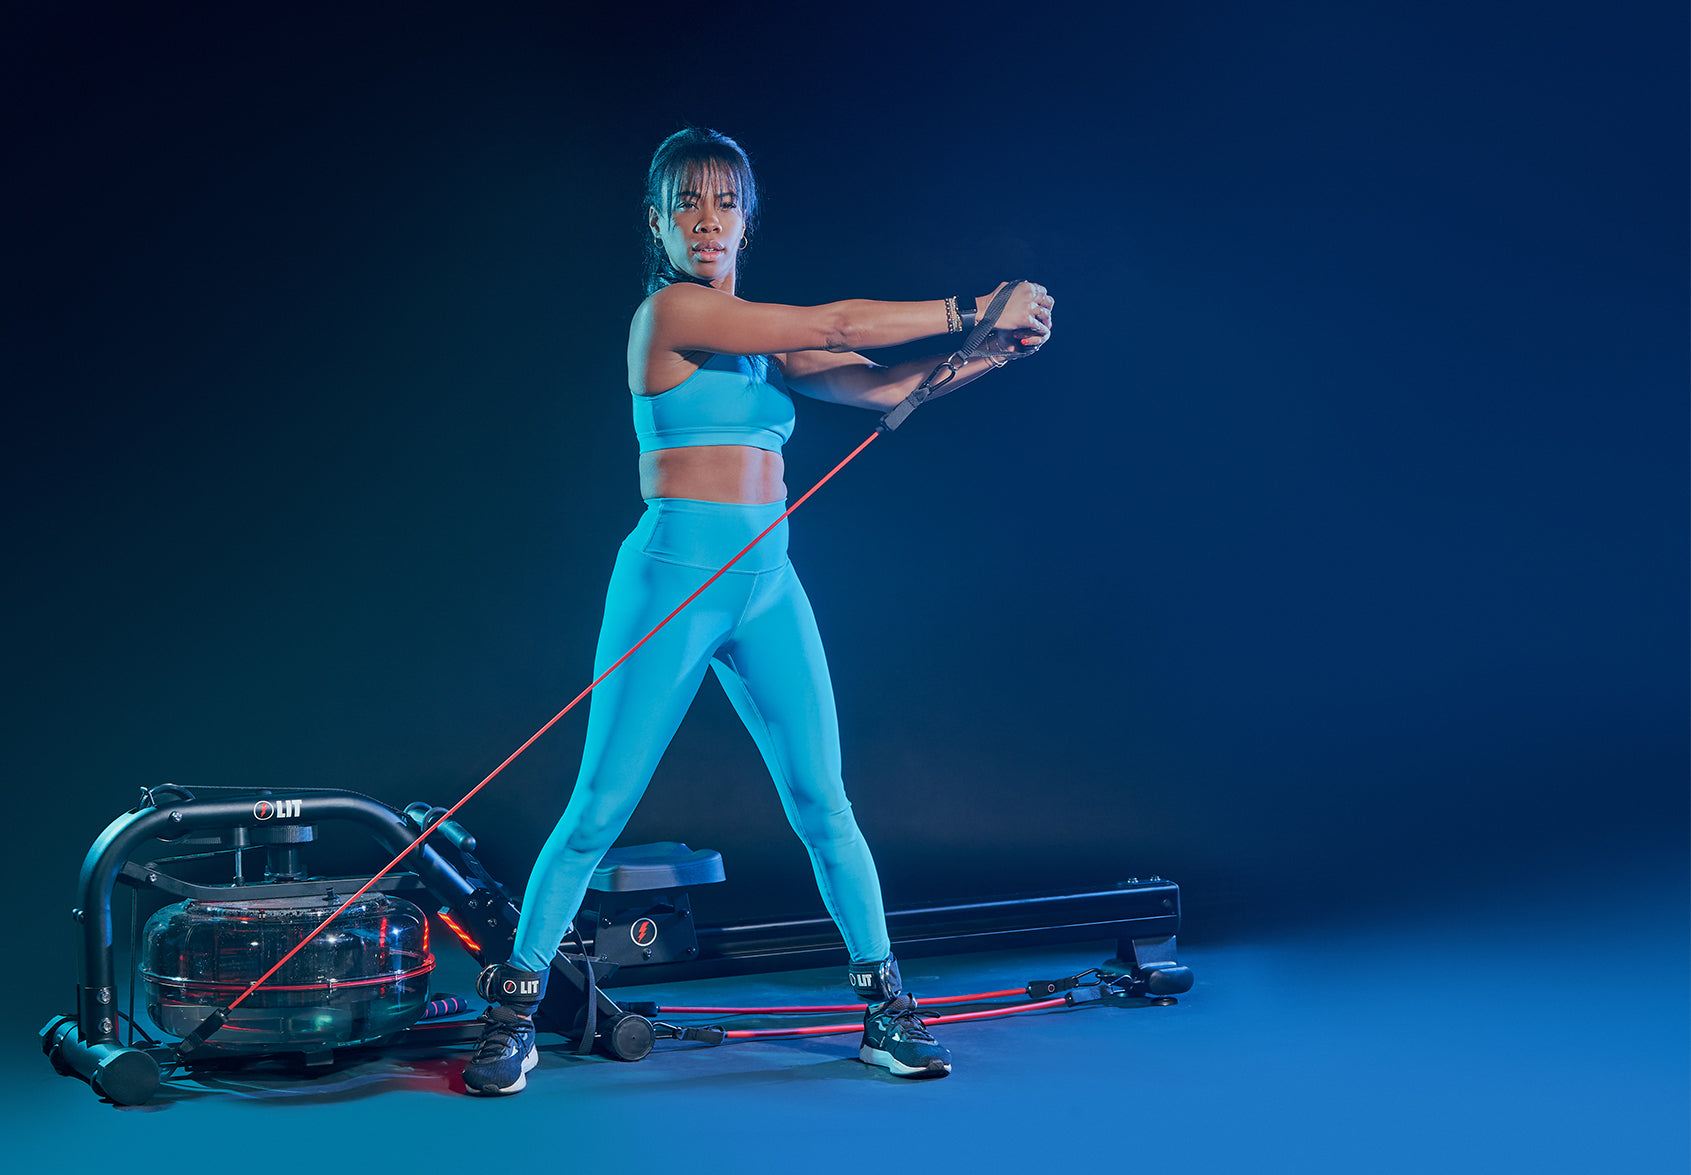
[[878, 279, 1029, 434]]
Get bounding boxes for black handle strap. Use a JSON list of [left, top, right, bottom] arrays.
[[878, 279, 1027, 434]]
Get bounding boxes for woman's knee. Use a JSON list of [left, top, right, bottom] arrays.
[[542, 800, 632, 862], [788, 797, 866, 858]]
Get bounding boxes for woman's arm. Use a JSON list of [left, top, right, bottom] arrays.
[[777, 323, 1049, 411], [774, 351, 1001, 411], [634, 282, 943, 359], [635, 281, 1049, 359]]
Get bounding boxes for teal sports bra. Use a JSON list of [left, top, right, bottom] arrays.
[[632, 353, 796, 455]]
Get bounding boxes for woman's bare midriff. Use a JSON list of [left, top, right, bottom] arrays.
[[639, 445, 787, 504]]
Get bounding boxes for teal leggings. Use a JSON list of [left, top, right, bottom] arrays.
[[509, 497, 891, 973]]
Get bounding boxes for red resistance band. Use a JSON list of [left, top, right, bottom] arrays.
[[718, 997, 1071, 1041], [641, 970, 1120, 1042], [649, 988, 1028, 1015]]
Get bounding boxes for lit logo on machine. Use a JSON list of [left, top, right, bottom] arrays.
[[630, 918, 659, 947], [253, 799, 303, 821]]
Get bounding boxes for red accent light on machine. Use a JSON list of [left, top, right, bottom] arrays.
[[438, 910, 479, 952]]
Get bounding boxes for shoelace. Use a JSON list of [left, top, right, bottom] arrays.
[[470, 1010, 533, 1062], [873, 995, 938, 1043]]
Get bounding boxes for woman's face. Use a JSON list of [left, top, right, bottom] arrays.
[[649, 166, 745, 290]]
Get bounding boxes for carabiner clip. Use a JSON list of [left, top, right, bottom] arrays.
[[1026, 968, 1102, 999]]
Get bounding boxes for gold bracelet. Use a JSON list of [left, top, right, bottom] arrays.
[[944, 296, 962, 333]]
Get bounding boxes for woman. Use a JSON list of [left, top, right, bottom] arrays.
[[464, 127, 1053, 1094]]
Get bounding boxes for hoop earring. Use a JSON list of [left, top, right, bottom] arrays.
[[738, 238, 748, 250]]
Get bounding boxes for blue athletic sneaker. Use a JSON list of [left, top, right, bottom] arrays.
[[462, 963, 546, 1096], [849, 955, 952, 1079], [860, 993, 952, 1078], [463, 1005, 538, 1095]]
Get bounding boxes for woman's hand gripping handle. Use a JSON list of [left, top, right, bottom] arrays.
[[878, 279, 1053, 433]]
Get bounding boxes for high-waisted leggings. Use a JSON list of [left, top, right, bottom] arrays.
[[508, 497, 891, 974]]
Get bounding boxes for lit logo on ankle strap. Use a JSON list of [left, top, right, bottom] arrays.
[[503, 978, 540, 996]]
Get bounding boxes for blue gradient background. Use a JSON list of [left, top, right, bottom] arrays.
[[4, 2, 1684, 1166]]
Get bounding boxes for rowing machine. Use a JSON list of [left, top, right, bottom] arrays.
[[41, 785, 1191, 1105]]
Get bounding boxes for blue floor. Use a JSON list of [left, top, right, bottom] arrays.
[[15, 881, 1687, 1174]]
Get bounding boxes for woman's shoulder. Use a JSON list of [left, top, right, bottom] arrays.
[[641, 280, 724, 315], [633, 283, 819, 364], [632, 282, 726, 344]]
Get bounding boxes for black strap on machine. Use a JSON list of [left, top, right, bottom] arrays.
[[562, 929, 600, 1057], [878, 279, 1027, 434], [576, 953, 597, 1056]]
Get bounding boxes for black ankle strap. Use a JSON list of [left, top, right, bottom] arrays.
[[848, 955, 903, 1002]]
